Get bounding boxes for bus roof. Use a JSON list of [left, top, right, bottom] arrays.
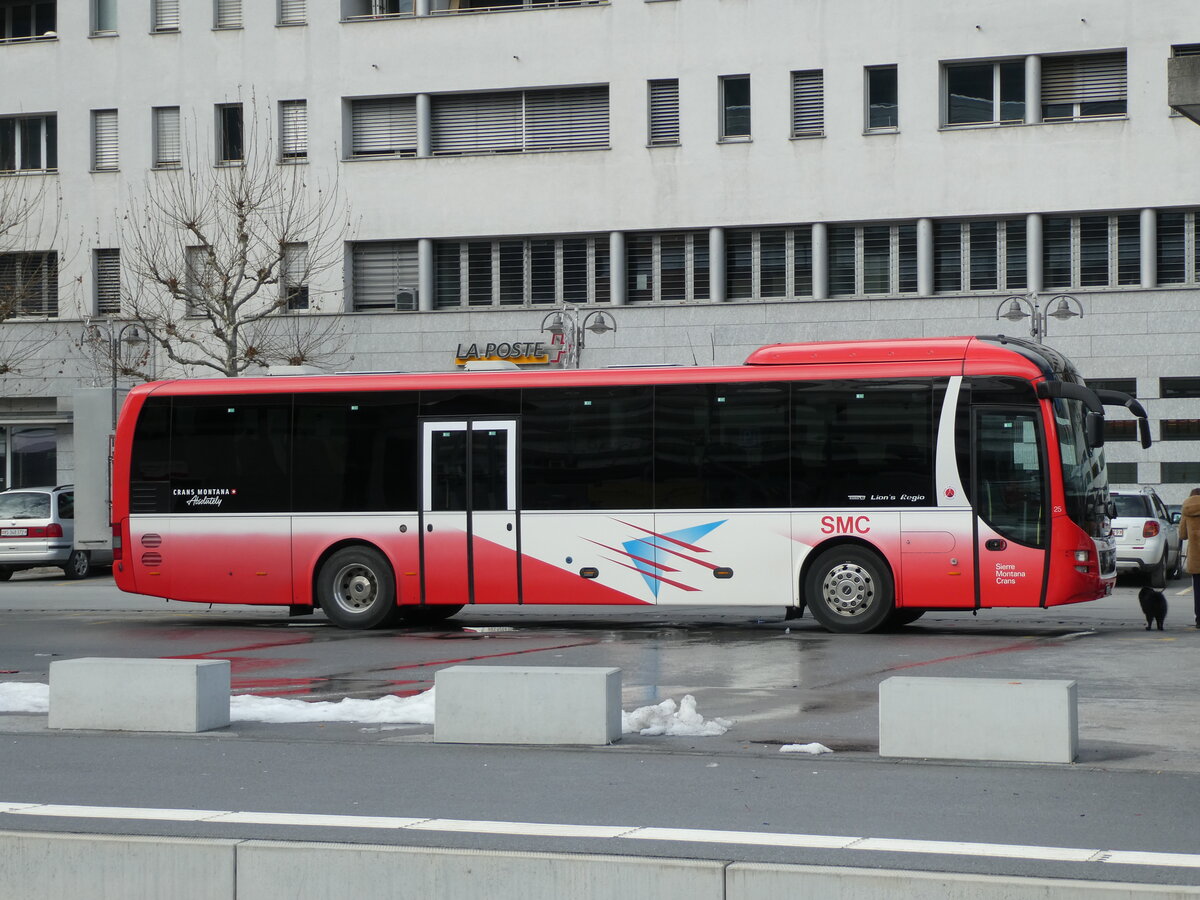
[[127, 335, 1055, 400]]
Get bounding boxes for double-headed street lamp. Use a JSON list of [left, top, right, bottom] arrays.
[[994, 293, 1084, 343], [539, 306, 618, 368], [109, 322, 146, 428]]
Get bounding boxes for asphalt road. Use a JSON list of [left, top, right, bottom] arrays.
[[1, 570, 1199, 886]]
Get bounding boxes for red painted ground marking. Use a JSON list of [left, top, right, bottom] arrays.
[[384, 639, 598, 672], [165, 636, 314, 660], [885, 639, 1058, 671]]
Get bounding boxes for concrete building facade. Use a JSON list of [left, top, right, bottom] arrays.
[[1, 0, 1200, 497]]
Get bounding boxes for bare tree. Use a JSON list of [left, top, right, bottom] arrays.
[[107, 104, 351, 378], [0, 174, 69, 382]]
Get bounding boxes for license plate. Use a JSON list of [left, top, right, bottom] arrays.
[[0, 527, 27, 537], [1111, 527, 1124, 537]]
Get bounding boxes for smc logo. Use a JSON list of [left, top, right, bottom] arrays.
[[820, 515, 871, 535]]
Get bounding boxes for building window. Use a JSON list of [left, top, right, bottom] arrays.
[[279, 0, 306, 24], [1156, 210, 1200, 284], [91, 109, 118, 172], [1103, 420, 1137, 442], [432, 86, 609, 155], [351, 241, 419, 310], [790, 70, 824, 138], [726, 227, 812, 300], [341, 0, 412, 19], [1170, 45, 1200, 116], [865, 65, 898, 131], [0, 251, 58, 317], [1042, 213, 1139, 289], [0, 1, 55, 42], [217, 103, 244, 164], [627, 231, 708, 303], [944, 60, 1024, 126], [647, 79, 680, 146], [429, 0, 603, 14], [719, 75, 751, 140], [0, 114, 56, 172], [1106, 462, 1137, 484], [283, 243, 308, 310], [215, 0, 242, 28], [1041, 52, 1126, 121], [1161, 420, 1200, 441], [1163, 462, 1200, 483], [1086, 377, 1137, 396], [349, 97, 417, 158], [95, 249, 121, 315], [828, 222, 916, 296], [435, 234, 609, 308], [153, 0, 179, 31], [1160, 377, 1200, 399], [185, 246, 214, 315], [91, 0, 116, 34], [152, 106, 181, 168], [279, 100, 307, 161], [933, 219, 1027, 292]]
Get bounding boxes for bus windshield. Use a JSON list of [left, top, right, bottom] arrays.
[[1053, 396, 1109, 538]]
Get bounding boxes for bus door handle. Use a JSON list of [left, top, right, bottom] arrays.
[[985, 539, 1007, 551]]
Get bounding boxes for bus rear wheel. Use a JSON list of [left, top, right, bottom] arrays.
[[317, 546, 396, 630], [804, 545, 894, 634]]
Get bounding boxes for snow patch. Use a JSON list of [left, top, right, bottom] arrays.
[[621, 695, 733, 736], [0, 682, 48, 714], [780, 742, 832, 755]]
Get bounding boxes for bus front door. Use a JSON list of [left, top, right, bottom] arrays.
[[420, 419, 519, 606], [973, 408, 1049, 608]]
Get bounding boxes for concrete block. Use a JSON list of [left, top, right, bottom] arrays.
[[727, 862, 1200, 899], [879, 676, 1077, 763], [237, 842, 725, 900], [434, 665, 620, 745], [48, 657, 231, 733], [0, 830, 236, 900]]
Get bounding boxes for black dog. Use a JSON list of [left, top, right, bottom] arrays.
[[1138, 586, 1167, 631]]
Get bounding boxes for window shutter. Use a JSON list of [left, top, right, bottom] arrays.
[[648, 79, 680, 146], [216, 0, 242, 27], [280, 101, 307, 159], [154, 0, 180, 29], [92, 110, 118, 171], [432, 92, 523, 155], [283, 243, 308, 309], [1041, 52, 1126, 104], [351, 98, 417, 157], [279, 0, 306, 24], [525, 87, 609, 151], [154, 108, 180, 167], [96, 249, 121, 315], [352, 242, 418, 310], [791, 70, 824, 137]]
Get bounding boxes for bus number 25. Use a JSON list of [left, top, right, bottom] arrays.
[[820, 515, 871, 535]]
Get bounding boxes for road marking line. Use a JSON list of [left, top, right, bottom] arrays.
[[4, 801, 1199, 869]]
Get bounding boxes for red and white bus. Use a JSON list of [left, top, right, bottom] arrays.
[[110, 335, 1148, 633]]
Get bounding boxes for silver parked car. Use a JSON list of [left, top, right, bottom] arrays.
[[1109, 487, 1182, 588], [0, 485, 107, 580]]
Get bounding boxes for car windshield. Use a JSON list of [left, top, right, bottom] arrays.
[[0, 492, 51, 519], [1112, 495, 1152, 518]]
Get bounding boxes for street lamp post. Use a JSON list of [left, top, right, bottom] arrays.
[[993, 293, 1084, 343], [110, 322, 146, 429], [539, 305, 617, 368]]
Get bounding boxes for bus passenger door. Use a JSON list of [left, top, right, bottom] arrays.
[[420, 419, 519, 607], [973, 408, 1049, 608]]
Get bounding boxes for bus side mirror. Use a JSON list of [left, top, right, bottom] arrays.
[[1086, 412, 1105, 449]]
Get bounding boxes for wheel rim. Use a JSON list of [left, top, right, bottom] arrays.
[[330, 563, 378, 615], [71, 553, 87, 576], [820, 561, 876, 618]]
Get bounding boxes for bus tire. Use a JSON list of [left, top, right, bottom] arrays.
[[804, 545, 894, 634], [316, 546, 396, 630], [881, 608, 926, 629], [399, 604, 464, 626]]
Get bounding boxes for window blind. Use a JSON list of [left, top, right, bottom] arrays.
[[1041, 52, 1126, 104], [216, 0, 242, 27], [791, 70, 824, 137], [95, 249, 121, 315], [280, 101, 307, 159], [154, 0, 180, 30], [525, 87, 608, 151], [648, 79, 680, 146], [351, 242, 418, 310], [351, 98, 417, 157], [279, 0, 306, 24], [153, 107, 180, 167], [431, 92, 523, 155], [92, 110, 118, 171]]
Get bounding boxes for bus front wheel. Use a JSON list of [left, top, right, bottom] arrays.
[[317, 546, 396, 630], [804, 545, 894, 634], [398, 604, 464, 626]]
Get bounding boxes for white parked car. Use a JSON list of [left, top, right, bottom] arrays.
[[1109, 488, 1181, 588]]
